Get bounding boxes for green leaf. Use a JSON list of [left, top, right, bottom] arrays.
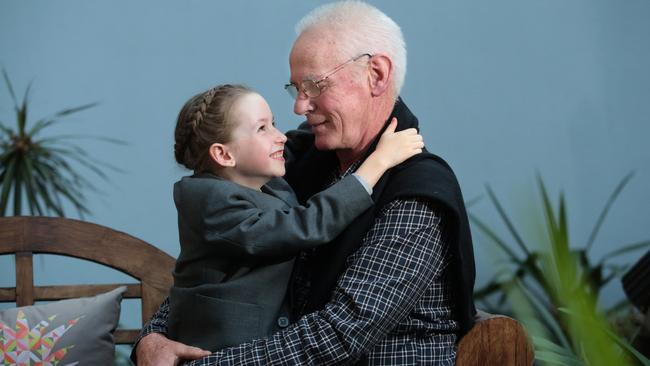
[[473, 281, 503, 300], [599, 240, 650, 264], [516, 280, 573, 350], [469, 212, 522, 262], [605, 298, 631, 316], [557, 192, 570, 252], [603, 323, 650, 365], [534, 350, 585, 366], [31, 165, 64, 216], [12, 158, 23, 216], [0, 157, 17, 215], [22, 157, 43, 216], [0, 122, 15, 137], [26, 118, 58, 137], [1, 68, 18, 108], [537, 175, 558, 237], [533, 336, 579, 359], [585, 172, 634, 251], [465, 195, 482, 208], [51, 102, 99, 119], [486, 184, 532, 256]]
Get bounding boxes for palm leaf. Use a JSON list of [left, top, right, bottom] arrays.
[[534, 350, 585, 366], [598, 240, 650, 264], [40, 134, 127, 146], [0, 122, 14, 136], [474, 280, 504, 300], [1, 71, 123, 217], [26, 118, 58, 137], [12, 159, 23, 216], [0, 157, 17, 215], [605, 329, 650, 366], [47, 146, 110, 180], [51, 102, 99, 119], [486, 184, 532, 257], [1, 68, 18, 108], [537, 175, 558, 236], [22, 157, 44, 216], [469, 212, 522, 262], [558, 308, 642, 365], [31, 164, 64, 216], [17, 82, 33, 134], [517, 279, 573, 350], [26, 103, 100, 137], [465, 195, 482, 208], [585, 172, 634, 251]]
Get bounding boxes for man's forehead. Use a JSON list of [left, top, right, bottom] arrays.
[[291, 29, 340, 62], [290, 35, 341, 77]]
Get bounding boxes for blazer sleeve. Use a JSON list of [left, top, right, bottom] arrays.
[[202, 175, 373, 257]]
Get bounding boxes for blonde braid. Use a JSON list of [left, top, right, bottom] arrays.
[[174, 84, 254, 171], [189, 87, 218, 132]]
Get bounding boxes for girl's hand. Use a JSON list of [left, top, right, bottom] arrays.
[[373, 118, 423, 169], [354, 118, 424, 189]]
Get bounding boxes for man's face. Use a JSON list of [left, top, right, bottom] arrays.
[[289, 30, 372, 152]]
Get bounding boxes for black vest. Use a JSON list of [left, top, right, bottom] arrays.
[[284, 98, 476, 336]]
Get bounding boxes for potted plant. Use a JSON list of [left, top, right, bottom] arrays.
[[0, 69, 122, 217], [471, 174, 650, 365]]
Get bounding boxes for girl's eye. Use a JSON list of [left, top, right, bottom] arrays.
[[258, 125, 266, 132]]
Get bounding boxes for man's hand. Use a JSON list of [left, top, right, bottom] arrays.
[[136, 333, 211, 366]]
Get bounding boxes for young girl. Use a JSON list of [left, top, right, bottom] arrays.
[[168, 84, 423, 352]]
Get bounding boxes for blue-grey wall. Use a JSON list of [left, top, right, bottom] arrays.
[[1, 0, 649, 319]]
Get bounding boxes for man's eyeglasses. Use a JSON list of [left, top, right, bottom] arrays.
[[284, 53, 372, 100]]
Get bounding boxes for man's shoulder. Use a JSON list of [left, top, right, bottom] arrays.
[[390, 152, 460, 190], [379, 152, 464, 213]]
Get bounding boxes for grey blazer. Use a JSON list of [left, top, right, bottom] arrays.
[[168, 173, 373, 352]]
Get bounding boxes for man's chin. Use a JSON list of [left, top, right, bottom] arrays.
[[313, 137, 337, 151]]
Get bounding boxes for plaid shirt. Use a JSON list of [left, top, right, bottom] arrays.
[[139, 165, 458, 365]]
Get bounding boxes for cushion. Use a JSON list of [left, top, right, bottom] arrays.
[[0, 286, 125, 365]]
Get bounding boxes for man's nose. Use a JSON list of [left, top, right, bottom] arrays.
[[293, 95, 313, 115]]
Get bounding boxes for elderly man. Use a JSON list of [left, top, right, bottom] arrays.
[[135, 1, 475, 365]]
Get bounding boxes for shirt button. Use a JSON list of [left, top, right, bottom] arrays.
[[277, 317, 290, 328]]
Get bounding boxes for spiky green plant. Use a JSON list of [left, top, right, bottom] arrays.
[[0, 69, 122, 217], [470, 174, 650, 365]]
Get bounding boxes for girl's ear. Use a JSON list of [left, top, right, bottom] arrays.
[[208, 143, 236, 168]]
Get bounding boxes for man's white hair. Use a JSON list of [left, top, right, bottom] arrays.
[[295, 0, 407, 97]]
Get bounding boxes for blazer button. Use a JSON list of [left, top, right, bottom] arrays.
[[277, 316, 290, 328]]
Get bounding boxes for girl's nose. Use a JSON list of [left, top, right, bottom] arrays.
[[275, 128, 288, 143]]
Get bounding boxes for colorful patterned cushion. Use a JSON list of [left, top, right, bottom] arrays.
[[0, 286, 125, 365]]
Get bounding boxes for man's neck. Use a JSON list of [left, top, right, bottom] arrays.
[[336, 96, 395, 172]]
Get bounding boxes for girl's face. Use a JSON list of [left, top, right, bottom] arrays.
[[225, 93, 287, 189]]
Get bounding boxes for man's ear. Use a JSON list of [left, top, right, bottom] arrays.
[[208, 143, 236, 168], [367, 54, 393, 97]]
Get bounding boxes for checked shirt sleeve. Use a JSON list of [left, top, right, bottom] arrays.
[[139, 296, 170, 337], [183, 198, 451, 366]]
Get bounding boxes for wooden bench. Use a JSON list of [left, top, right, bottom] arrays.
[[0, 216, 175, 344], [0, 216, 534, 364]]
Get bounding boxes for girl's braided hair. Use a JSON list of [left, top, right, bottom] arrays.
[[174, 84, 253, 171]]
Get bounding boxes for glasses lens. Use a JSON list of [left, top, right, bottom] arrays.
[[285, 84, 298, 99], [302, 80, 321, 98]]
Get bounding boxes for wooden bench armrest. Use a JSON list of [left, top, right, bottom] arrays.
[[456, 310, 534, 366]]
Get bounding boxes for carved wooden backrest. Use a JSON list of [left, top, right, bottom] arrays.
[[0, 216, 175, 344]]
